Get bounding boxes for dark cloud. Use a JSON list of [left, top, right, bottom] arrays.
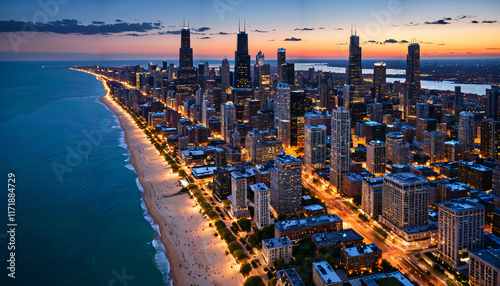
[[159, 30, 181, 35], [199, 36, 211, 39], [284, 37, 302, 41], [194, 27, 210, 32], [115, 19, 123, 23], [333, 27, 343, 30], [123, 33, 148, 37], [318, 27, 325, 29], [210, 31, 232, 35], [405, 22, 419, 26], [92, 21, 105, 25], [337, 42, 347, 45], [400, 40, 409, 43], [0, 19, 161, 35], [384, 39, 398, 44], [294, 28, 314, 31], [153, 22, 162, 27], [482, 20, 497, 23], [471, 20, 479, 24], [368, 40, 377, 43], [269, 39, 275, 41], [456, 15, 476, 20], [443, 17, 452, 21], [424, 19, 451, 25], [438, 43, 445, 45], [252, 29, 269, 33]]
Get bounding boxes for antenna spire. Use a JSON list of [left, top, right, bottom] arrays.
[[183, 17, 185, 29], [351, 23, 353, 35], [238, 18, 240, 32], [244, 18, 246, 32], [355, 23, 357, 36]]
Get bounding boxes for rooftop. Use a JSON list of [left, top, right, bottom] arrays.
[[249, 183, 269, 193], [275, 214, 342, 231], [191, 166, 218, 177], [364, 121, 383, 126], [275, 154, 301, 164], [313, 261, 342, 284], [364, 176, 384, 185], [362, 271, 413, 286], [312, 229, 364, 247], [444, 141, 462, 146], [384, 172, 429, 184], [303, 204, 325, 211], [262, 237, 292, 249], [440, 198, 485, 211], [343, 243, 380, 257], [277, 268, 305, 286]]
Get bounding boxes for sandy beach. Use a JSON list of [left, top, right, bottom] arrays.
[[99, 94, 243, 286]]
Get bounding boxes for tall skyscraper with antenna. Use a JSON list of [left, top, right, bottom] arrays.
[[177, 19, 197, 95], [405, 41, 421, 124], [234, 20, 251, 88], [346, 25, 362, 103], [277, 48, 287, 83]]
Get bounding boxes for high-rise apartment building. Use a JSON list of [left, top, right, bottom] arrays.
[[304, 124, 327, 172], [438, 198, 484, 268], [405, 43, 421, 123], [271, 155, 302, 216], [366, 140, 386, 175], [330, 107, 351, 192], [251, 183, 271, 230], [221, 102, 237, 143], [458, 111, 475, 152]]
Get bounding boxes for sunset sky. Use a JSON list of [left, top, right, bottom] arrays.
[[0, 0, 499, 61]]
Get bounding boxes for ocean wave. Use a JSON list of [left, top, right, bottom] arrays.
[[135, 179, 173, 286], [125, 163, 136, 173]]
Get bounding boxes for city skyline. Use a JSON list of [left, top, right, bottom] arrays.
[[1, 0, 500, 60]]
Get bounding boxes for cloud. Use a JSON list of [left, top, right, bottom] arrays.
[[318, 27, 325, 29], [443, 17, 452, 21], [486, 48, 500, 50], [284, 37, 302, 41], [269, 39, 275, 41], [405, 22, 419, 27], [159, 30, 181, 35], [424, 19, 451, 25], [337, 42, 347, 45], [92, 21, 105, 25], [456, 15, 476, 20], [115, 19, 123, 23], [471, 20, 479, 24], [400, 40, 409, 43], [333, 27, 343, 30], [0, 19, 162, 35], [199, 36, 211, 39], [384, 39, 398, 44], [194, 27, 210, 32], [294, 27, 314, 31], [482, 20, 497, 23], [252, 29, 269, 33], [123, 33, 148, 37]]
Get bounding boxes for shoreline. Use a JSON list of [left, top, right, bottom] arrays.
[[99, 94, 185, 286], [94, 78, 243, 285]]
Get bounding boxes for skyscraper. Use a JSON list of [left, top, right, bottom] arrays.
[[366, 140, 386, 175], [486, 85, 500, 120], [290, 90, 312, 147], [405, 43, 421, 123], [373, 62, 386, 101], [286, 62, 295, 86], [385, 132, 409, 165], [380, 173, 429, 238], [304, 124, 327, 172], [275, 83, 291, 147], [458, 111, 475, 152], [480, 119, 500, 161], [251, 183, 271, 230], [221, 57, 230, 92], [438, 198, 484, 268], [177, 22, 197, 95], [330, 107, 351, 193], [346, 31, 362, 103], [271, 155, 302, 216], [255, 50, 265, 89], [231, 171, 249, 217], [454, 86, 463, 114], [277, 48, 287, 83], [221, 102, 237, 143], [234, 23, 251, 88]]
